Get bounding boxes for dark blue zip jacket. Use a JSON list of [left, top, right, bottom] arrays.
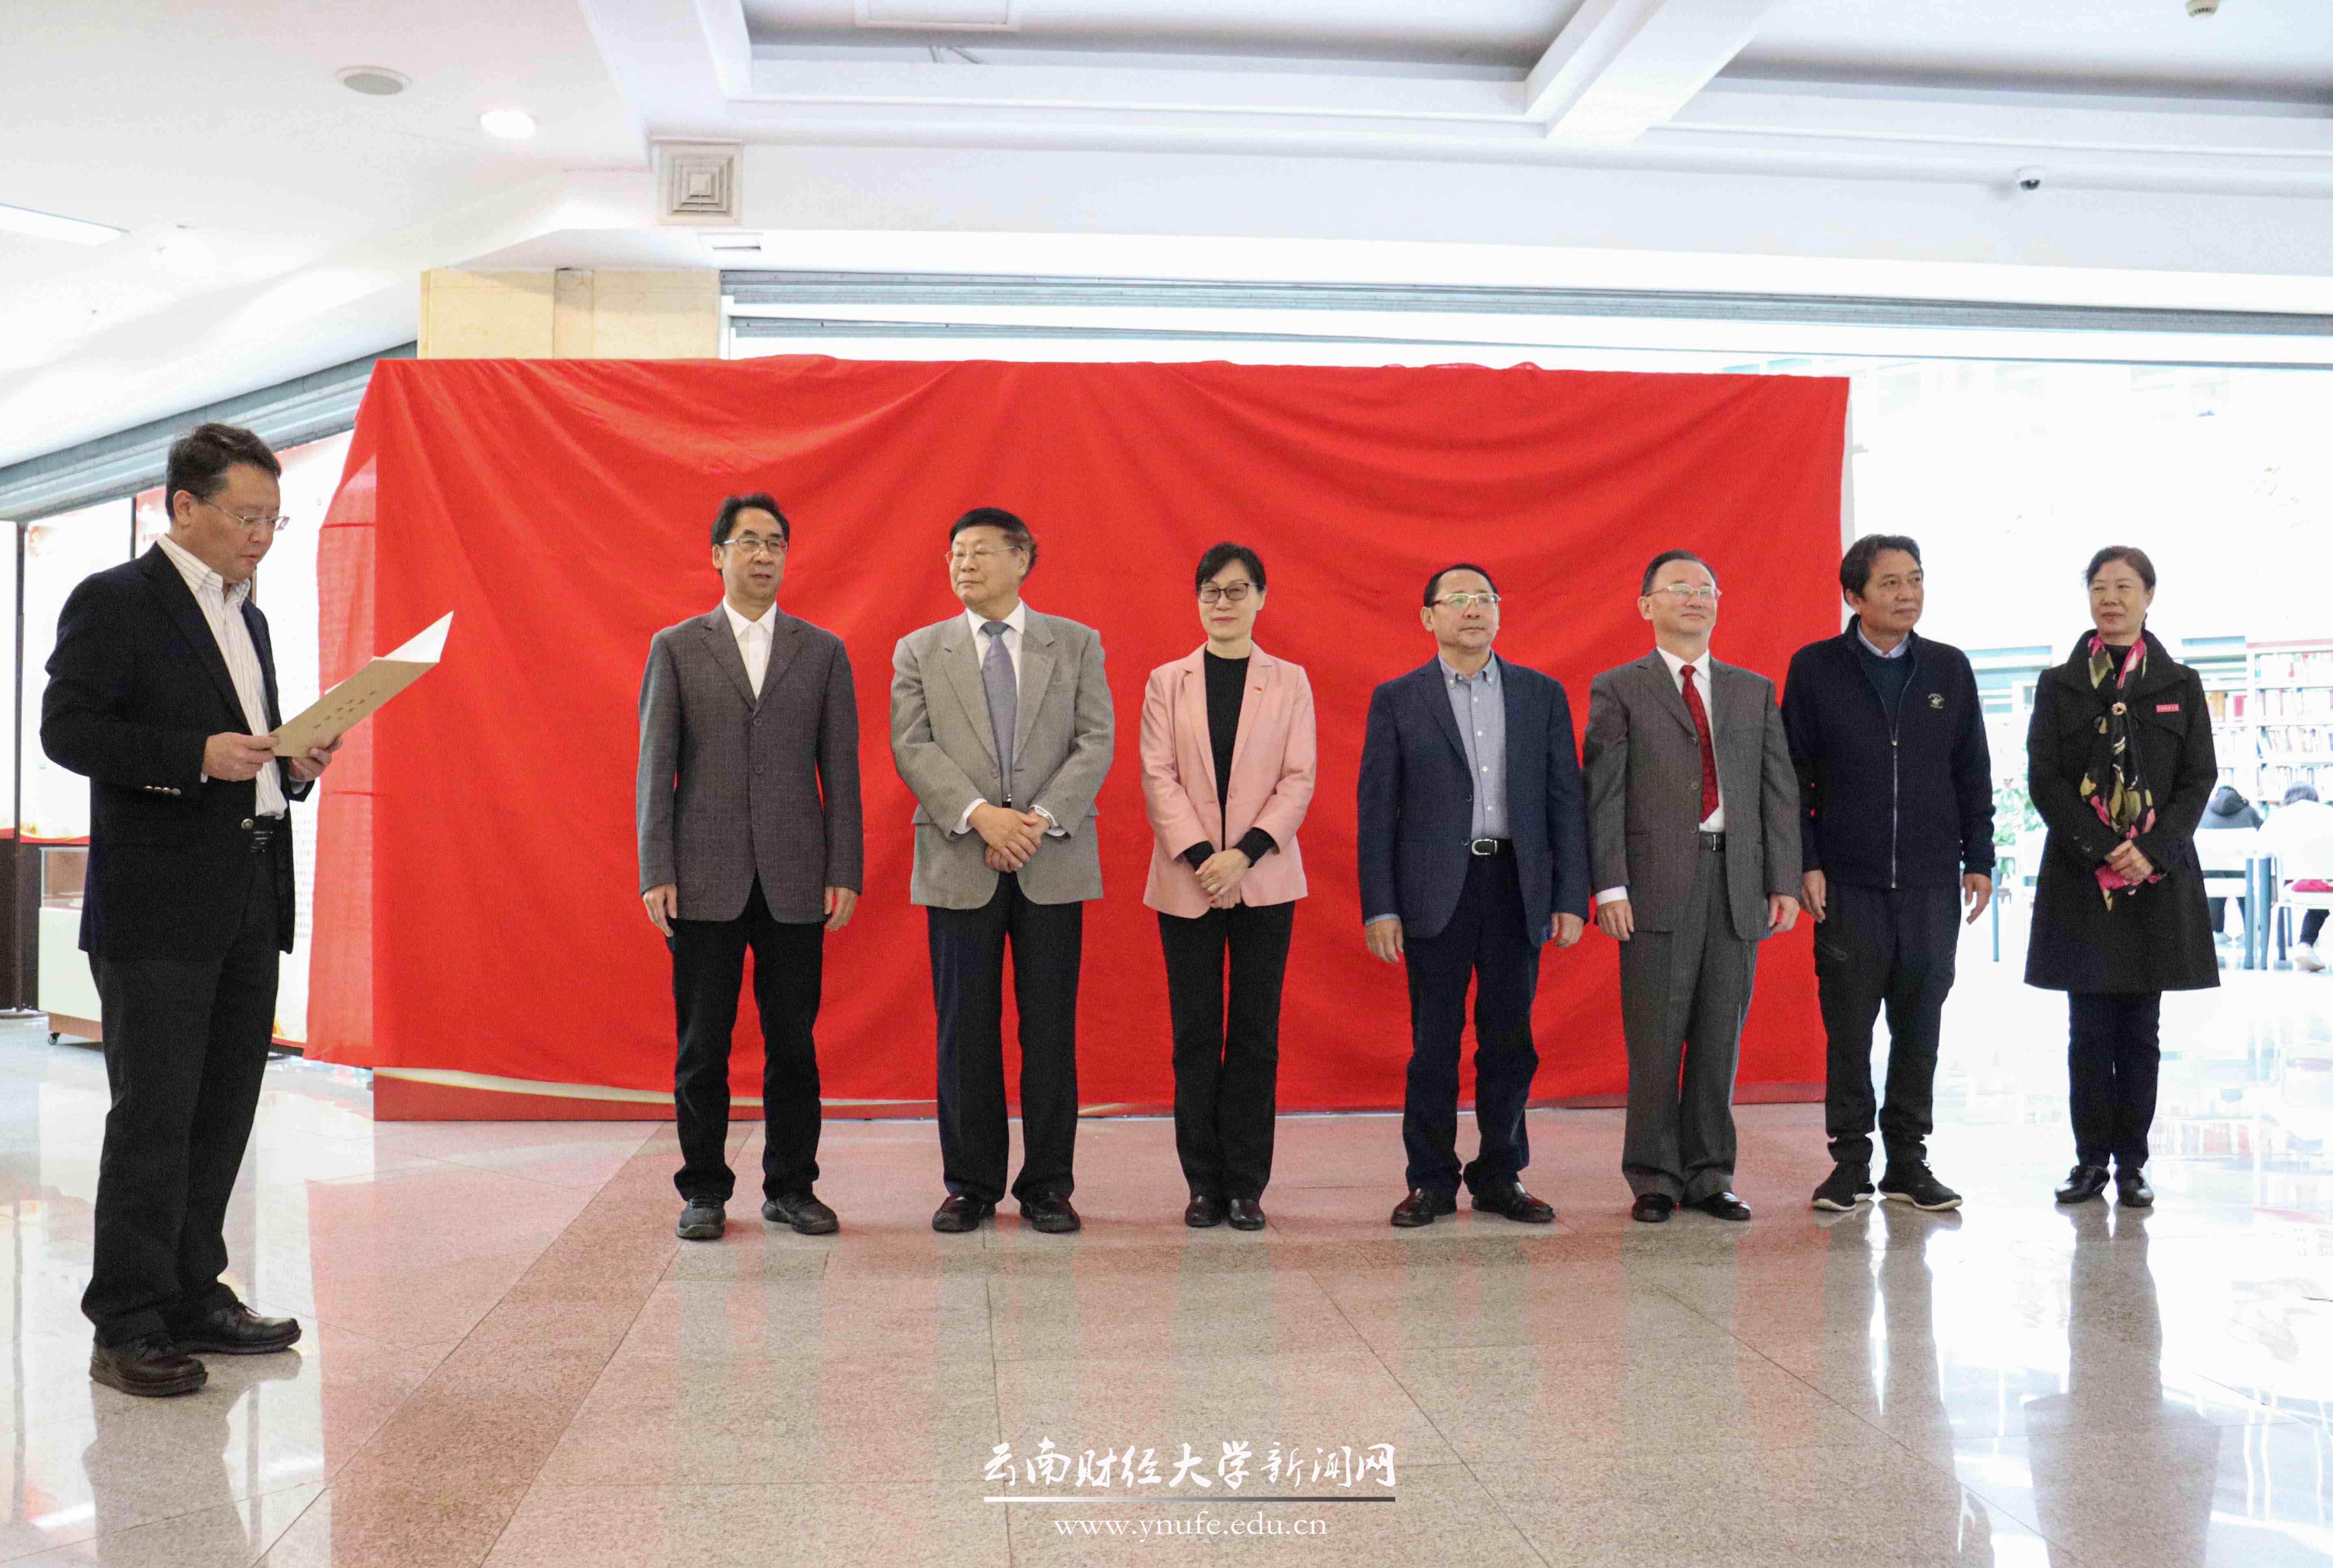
[[1781, 627, 1996, 889]]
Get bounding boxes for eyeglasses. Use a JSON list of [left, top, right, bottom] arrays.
[[1432, 591, 1501, 610], [1198, 582, 1255, 604], [948, 545, 1021, 567], [197, 498, 290, 532], [722, 535, 788, 558], [1649, 584, 1721, 603]]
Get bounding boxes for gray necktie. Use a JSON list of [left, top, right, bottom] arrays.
[[980, 620, 1016, 803]]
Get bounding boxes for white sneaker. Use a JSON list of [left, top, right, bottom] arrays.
[[2299, 945, 2327, 974]]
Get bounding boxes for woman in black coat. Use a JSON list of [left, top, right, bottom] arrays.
[[2024, 546, 2218, 1208]]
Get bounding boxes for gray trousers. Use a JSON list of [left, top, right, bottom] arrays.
[[1619, 839, 1759, 1203]]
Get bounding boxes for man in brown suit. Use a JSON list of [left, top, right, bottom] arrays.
[[1584, 549, 1800, 1223]]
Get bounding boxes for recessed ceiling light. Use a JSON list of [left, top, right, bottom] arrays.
[[154, 227, 217, 280], [0, 201, 123, 247], [478, 108, 536, 140], [335, 65, 411, 96]]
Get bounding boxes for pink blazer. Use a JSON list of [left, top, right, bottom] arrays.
[[1140, 645, 1317, 917]]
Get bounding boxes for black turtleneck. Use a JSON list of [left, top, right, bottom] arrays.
[[1180, 650, 1278, 872]]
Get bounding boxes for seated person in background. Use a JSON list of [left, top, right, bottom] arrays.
[[2261, 784, 2333, 973], [2199, 784, 2263, 940]]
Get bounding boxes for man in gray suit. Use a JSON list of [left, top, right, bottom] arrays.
[[1585, 549, 1800, 1224], [892, 507, 1114, 1235], [638, 493, 862, 1242]]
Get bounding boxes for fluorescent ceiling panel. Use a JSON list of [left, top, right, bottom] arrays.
[[0, 202, 122, 246]]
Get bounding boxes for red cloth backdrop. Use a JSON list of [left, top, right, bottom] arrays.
[[309, 357, 1847, 1118]]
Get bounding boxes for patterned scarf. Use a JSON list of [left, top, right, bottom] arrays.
[[2079, 633, 2161, 908]]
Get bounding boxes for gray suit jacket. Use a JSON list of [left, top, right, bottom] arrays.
[[1582, 651, 1801, 943], [890, 609, 1115, 909], [636, 608, 863, 924]]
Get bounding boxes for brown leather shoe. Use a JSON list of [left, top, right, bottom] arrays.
[[91, 1334, 207, 1397], [1471, 1184, 1556, 1224], [1390, 1188, 1457, 1228], [175, 1303, 302, 1356]]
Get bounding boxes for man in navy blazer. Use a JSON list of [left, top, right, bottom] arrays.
[[1358, 564, 1590, 1227]]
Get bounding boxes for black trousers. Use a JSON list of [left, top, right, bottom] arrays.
[[670, 878, 825, 1204], [82, 848, 279, 1346], [1814, 882, 1961, 1169], [2303, 909, 2327, 947], [1159, 901, 1296, 1201], [929, 874, 1083, 1205], [2067, 991, 2163, 1169], [1400, 852, 1542, 1198]]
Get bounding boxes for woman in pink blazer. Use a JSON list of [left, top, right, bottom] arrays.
[[1139, 543, 1317, 1230]]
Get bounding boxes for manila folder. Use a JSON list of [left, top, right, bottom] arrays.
[[271, 612, 452, 756]]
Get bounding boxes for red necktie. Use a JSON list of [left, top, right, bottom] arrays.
[[1680, 664, 1720, 823]]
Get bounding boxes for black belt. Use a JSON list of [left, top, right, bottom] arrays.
[[1699, 831, 1726, 852], [1469, 838, 1511, 857]]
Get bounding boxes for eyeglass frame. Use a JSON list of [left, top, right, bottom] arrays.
[[719, 534, 789, 558], [193, 496, 291, 533], [947, 543, 1025, 566], [1196, 581, 1258, 604], [1646, 583, 1721, 603], [1430, 591, 1502, 610]]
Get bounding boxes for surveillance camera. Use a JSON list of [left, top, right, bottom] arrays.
[[2188, 0, 2220, 16], [2015, 166, 2046, 192]]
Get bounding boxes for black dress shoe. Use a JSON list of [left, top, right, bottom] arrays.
[[175, 1302, 302, 1356], [2115, 1169, 2155, 1208], [1184, 1193, 1226, 1228], [1693, 1192, 1753, 1222], [2055, 1164, 2110, 1204], [932, 1194, 995, 1233], [1471, 1184, 1556, 1224], [763, 1190, 839, 1235], [1390, 1188, 1457, 1228], [1226, 1197, 1265, 1231], [91, 1334, 207, 1397], [1021, 1193, 1082, 1234], [1631, 1193, 1675, 1224]]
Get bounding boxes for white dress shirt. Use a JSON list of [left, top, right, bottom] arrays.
[[158, 534, 286, 818], [952, 601, 1062, 837], [1595, 644, 1723, 908], [722, 597, 777, 699]]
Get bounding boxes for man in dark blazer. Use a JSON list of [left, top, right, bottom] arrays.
[[1358, 564, 1590, 1228], [44, 423, 339, 1397], [638, 493, 862, 1242], [891, 508, 1114, 1235], [1782, 534, 1993, 1215], [1585, 549, 1800, 1224]]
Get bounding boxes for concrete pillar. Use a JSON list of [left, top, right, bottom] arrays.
[[418, 268, 720, 359]]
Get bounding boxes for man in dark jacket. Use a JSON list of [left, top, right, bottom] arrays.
[[44, 423, 338, 1397], [1782, 535, 1994, 1214]]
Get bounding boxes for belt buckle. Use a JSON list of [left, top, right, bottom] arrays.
[[1470, 837, 1499, 857]]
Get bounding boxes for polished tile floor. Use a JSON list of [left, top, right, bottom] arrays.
[[6, 954, 2333, 1566]]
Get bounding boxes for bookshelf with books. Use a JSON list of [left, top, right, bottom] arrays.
[[2214, 640, 2333, 804]]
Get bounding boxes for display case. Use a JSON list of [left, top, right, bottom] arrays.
[[36, 844, 99, 1041]]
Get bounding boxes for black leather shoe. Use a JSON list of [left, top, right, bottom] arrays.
[[932, 1194, 995, 1233], [2115, 1169, 2155, 1208], [1226, 1197, 1265, 1231], [1693, 1192, 1753, 1222], [1390, 1188, 1457, 1228], [1022, 1193, 1082, 1234], [2055, 1164, 2110, 1204], [175, 1302, 302, 1356], [1184, 1193, 1226, 1228], [91, 1334, 206, 1396], [1631, 1193, 1675, 1224], [677, 1199, 726, 1240], [1471, 1184, 1556, 1224], [763, 1191, 839, 1235]]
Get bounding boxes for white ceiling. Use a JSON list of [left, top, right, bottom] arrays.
[[6, 0, 2333, 470]]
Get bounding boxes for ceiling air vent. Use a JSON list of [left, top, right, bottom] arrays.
[[855, 0, 1017, 30], [655, 142, 744, 227]]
